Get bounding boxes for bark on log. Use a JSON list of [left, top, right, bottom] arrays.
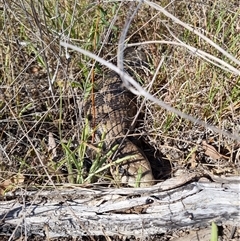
[[0, 173, 239, 239]]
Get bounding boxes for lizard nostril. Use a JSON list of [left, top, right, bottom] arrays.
[[86, 114, 92, 121]]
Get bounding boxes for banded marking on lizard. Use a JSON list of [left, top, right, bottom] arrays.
[[85, 47, 155, 187]]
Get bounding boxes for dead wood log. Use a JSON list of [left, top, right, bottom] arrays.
[[0, 173, 239, 239]]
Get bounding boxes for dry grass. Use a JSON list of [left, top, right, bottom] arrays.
[[0, 0, 239, 193], [0, 1, 240, 240], [139, 0, 240, 177], [0, 1, 240, 184]]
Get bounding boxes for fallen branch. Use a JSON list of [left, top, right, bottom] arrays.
[[0, 173, 239, 239]]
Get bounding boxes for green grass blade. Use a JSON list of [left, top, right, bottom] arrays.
[[211, 222, 218, 241]]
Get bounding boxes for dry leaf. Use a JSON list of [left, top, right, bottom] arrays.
[[48, 132, 57, 158], [0, 174, 25, 195], [202, 140, 229, 160], [190, 151, 197, 169]]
